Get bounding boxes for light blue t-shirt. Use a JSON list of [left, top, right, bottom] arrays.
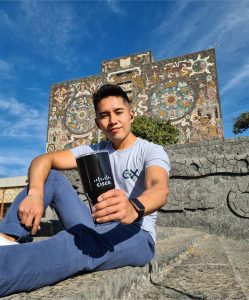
[[70, 138, 170, 243]]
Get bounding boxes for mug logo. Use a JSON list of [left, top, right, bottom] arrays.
[[122, 169, 139, 179], [94, 175, 112, 187]]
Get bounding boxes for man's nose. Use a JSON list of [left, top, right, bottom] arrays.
[[109, 113, 118, 124]]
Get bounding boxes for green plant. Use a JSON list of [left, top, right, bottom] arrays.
[[131, 115, 179, 146], [233, 111, 249, 134]]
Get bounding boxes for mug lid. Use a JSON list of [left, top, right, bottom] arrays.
[[76, 150, 109, 159]]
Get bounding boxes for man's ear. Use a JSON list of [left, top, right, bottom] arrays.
[[130, 111, 135, 123], [95, 118, 101, 129]]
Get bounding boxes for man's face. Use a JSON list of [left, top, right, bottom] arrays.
[[95, 96, 134, 144]]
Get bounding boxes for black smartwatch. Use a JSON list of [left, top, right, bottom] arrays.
[[130, 198, 145, 221]]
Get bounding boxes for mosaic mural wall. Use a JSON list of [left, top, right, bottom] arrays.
[[101, 51, 152, 73], [46, 49, 224, 152], [145, 49, 224, 143], [47, 75, 104, 152]]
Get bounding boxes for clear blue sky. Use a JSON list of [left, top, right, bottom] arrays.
[[0, 0, 248, 178]]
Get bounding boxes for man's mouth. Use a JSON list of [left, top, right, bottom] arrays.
[[109, 127, 121, 133]]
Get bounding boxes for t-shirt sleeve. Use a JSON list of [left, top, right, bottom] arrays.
[[145, 143, 170, 174]]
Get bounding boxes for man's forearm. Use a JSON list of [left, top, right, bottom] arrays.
[[17, 150, 76, 234], [28, 154, 53, 196], [137, 183, 168, 216], [137, 166, 169, 216]]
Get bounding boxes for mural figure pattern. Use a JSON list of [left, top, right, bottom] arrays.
[[46, 49, 223, 152], [64, 96, 95, 135], [150, 80, 196, 121]]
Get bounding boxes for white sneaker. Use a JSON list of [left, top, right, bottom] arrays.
[[0, 235, 19, 246]]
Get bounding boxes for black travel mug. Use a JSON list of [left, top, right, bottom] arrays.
[[76, 151, 115, 213]]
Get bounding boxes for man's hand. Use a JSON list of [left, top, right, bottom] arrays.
[[18, 194, 44, 235], [92, 189, 138, 224]]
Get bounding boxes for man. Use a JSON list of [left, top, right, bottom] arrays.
[[0, 84, 170, 296]]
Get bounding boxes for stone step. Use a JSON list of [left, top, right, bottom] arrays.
[[128, 233, 249, 299], [6, 228, 249, 299], [2, 227, 205, 300]]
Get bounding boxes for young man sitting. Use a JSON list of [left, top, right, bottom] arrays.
[[0, 84, 170, 296]]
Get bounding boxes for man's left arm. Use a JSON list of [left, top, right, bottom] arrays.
[[137, 165, 169, 215], [92, 165, 169, 224]]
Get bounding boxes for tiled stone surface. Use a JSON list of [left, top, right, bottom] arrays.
[[128, 232, 249, 300], [3, 228, 249, 300], [158, 137, 249, 239]]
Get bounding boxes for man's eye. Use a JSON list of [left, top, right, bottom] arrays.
[[116, 111, 123, 115]]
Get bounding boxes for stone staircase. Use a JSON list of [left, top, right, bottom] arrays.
[[130, 228, 249, 300], [3, 227, 249, 300]]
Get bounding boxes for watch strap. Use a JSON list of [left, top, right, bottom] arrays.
[[130, 198, 145, 221]]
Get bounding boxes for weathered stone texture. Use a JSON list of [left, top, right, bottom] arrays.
[[3, 228, 249, 300], [158, 136, 249, 239]]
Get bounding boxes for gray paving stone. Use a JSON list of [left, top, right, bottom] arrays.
[[1, 227, 204, 300], [2, 226, 249, 300], [129, 233, 249, 300]]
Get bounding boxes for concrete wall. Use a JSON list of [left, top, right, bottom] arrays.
[[158, 136, 249, 239]]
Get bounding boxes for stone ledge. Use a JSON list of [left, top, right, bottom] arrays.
[[2, 227, 204, 299]]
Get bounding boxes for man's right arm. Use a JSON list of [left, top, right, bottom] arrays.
[[19, 150, 77, 235]]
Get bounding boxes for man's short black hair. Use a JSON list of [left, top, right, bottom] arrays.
[[93, 84, 131, 112]]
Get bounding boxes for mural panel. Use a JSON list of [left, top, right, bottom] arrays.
[[46, 49, 224, 152], [142, 49, 223, 143], [46, 75, 104, 152], [102, 51, 152, 73]]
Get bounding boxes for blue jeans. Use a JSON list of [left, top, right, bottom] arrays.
[[0, 170, 155, 296]]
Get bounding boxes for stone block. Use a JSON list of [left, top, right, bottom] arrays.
[[198, 168, 206, 176], [216, 158, 224, 168], [217, 167, 226, 172], [233, 166, 240, 173], [195, 186, 207, 195], [210, 184, 219, 192], [168, 187, 176, 197], [241, 167, 248, 173], [226, 165, 234, 172], [202, 160, 212, 170], [206, 155, 215, 163], [169, 169, 178, 176], [175, 186, 184, 195], [238, 180, 249, 193], [199, 157, 207, 165], [179, 170, 187, 176], [210, 165, 217, 173], [215, 177, 222, 185], [171, 162, 184, 170], [222, 158, 229, 168]]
